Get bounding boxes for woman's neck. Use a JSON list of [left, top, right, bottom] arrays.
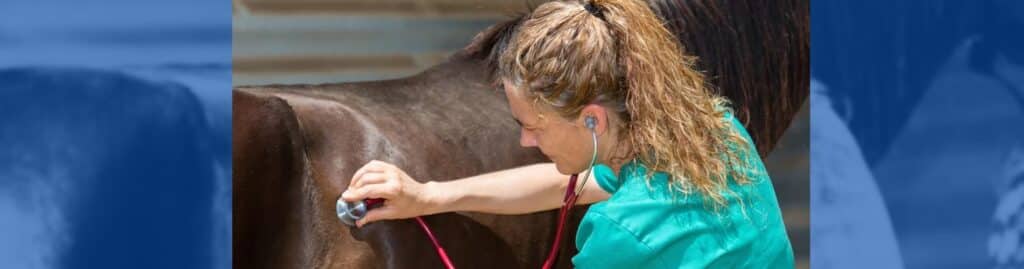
[[599, 136, 634, 177]]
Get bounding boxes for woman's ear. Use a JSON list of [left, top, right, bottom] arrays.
[[579, 104, 610, 135]]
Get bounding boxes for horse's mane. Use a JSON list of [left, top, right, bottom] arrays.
[[456, 14, 527, 83], [456, 0, 809, 156]]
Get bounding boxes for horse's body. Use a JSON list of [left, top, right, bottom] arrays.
[[233, 1, 808, 268], [234, 54, 580, 268]]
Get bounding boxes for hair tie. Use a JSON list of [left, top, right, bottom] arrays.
[[584, 2, 605, 20]]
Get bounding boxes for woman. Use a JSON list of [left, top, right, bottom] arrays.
[[341, 0, 794, 267]]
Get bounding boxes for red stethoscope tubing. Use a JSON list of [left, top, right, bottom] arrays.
[[362, 199, 459, 268], [541, 173, 580, 269]]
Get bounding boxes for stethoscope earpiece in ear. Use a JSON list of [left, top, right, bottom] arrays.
[[584, 116, 597, 130], [571, 115, 599, 199]]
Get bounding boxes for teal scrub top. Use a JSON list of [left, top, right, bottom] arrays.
[[571, 113, 795, 268]]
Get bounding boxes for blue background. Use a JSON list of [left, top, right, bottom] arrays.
[[0, 0, 231, 268], [812, 0, 1024, 268]]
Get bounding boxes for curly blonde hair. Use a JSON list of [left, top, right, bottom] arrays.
[[497, 0, 753, 205]]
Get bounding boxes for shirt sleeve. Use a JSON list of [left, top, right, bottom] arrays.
[[572, 211, 665, 269], [592, 164, 619, 194]]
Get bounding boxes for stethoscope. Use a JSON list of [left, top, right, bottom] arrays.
[[337, 116, 599, 269]]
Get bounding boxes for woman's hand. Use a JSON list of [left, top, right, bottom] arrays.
[[340, 160, 439, 227]]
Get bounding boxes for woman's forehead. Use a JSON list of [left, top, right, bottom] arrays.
[[504, 89, 549, 124], [505, 89, 534, 116]]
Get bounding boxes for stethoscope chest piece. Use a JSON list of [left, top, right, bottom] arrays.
[[336, 197, 368, 227]]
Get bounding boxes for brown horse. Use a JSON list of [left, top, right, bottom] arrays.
[[233, 0, 808, 268]]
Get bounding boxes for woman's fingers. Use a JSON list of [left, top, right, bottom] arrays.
[[343, 171, 382, 201], [340, 160, 420, 228], [346, 160, 403, 201], [343, 180, 401, 202], [349, 160, 393, 187], [350, 171, 389, 189]]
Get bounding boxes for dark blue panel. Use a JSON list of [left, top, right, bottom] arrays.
[[0, 0, 230, 268], [812, 0, 1024, 268]]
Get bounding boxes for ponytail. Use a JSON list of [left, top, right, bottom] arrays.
[[595, 0, 753, 205], [500, 0, 753, 206]]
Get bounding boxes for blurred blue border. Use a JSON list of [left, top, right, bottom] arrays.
[[0, 0, 231, 268], [812, 0, 1024, 268]]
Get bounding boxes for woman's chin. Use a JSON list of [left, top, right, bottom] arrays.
[[554, 165, 570, 175], [553, 162, 582, 175]]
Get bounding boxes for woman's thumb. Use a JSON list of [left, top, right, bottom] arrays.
[[356, 206, 396, 228]]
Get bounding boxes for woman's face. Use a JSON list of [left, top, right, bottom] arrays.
[[504, 83, 595, 175]]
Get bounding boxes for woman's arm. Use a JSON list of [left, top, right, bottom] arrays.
[[340, 161, 609, 227], [432, 162, 610, 214]]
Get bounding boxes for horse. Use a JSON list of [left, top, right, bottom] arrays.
[[232, 0, 808, 268]]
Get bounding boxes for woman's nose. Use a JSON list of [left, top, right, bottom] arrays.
[[520, 129, 538, 147]]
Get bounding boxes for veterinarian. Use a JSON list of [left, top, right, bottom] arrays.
[[342, 0, 794, 267]]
